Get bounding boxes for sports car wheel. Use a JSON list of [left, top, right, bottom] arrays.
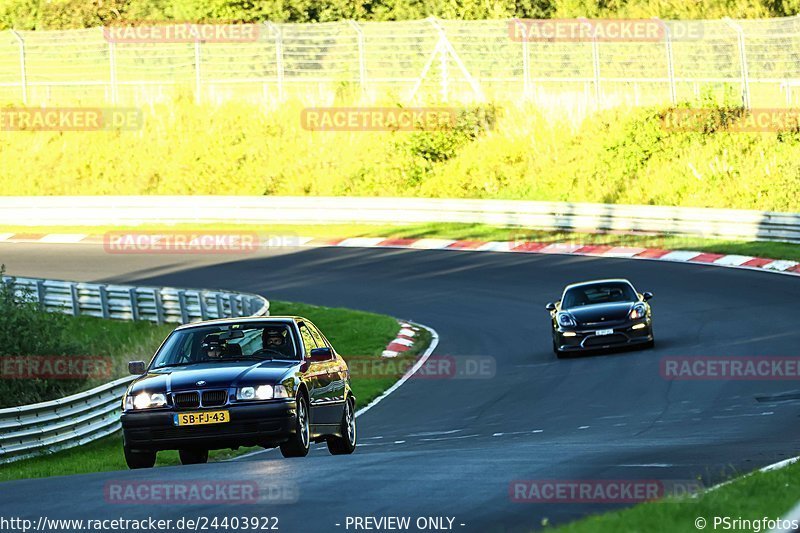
[[553, 337, 566, 359], [280, 394, 310, 458], [327, 397, 356, 455], [124, 446, 156, 469], [179, 449, 208, 465]]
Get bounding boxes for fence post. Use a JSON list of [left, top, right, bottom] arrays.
[[153, 289, 164, 324], [35, 280, 46, 311], [198, 292, 209, 320], [266, 22, 284, 102], [108, 35, 118, 105], [193, 32, 202, 105], [724, 18, 751, 109], [347, 20, 367, 95], [177, 290, 189, 323], [513, 19, 531, 99], [98, 286, 110, 319], [582, 19, 602, 107], [215, 293, 224, 318], [656, 18, 677, 105], [128, 288, 140, 321], [10, 30, 27, 105], [69, 283, 80, 316]]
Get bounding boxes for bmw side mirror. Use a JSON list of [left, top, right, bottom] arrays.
[[643, 292, 653, 301], [128, 360, 146, 375], [309, 347, 333, 362], [545, 302, 556, 311]]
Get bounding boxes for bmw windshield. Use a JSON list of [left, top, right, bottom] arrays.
[[151, 322, 299, 368]]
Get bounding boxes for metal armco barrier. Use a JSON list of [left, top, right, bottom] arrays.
[[0, 376, 134, 464], [1, 196, 799, 243], [3, 275, 269, 324], [0, 276, 269, 463]]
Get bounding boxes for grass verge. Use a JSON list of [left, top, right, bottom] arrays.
[[551, 461, 800, 532], [3, 221, 800, 263], [0, 300, 431, 482]]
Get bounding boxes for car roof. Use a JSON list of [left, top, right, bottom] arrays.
[[173, 316, 307, 331], [563, 278, 634, 292]]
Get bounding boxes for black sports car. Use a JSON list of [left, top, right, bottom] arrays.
[[120, 316, 356, 468], [546, 279, 654, 358]]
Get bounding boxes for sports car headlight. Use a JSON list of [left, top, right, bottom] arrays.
[[237, 385, 291, 401], [629, 305, 646, 320], [129, 392, 167, 410], [557, 313, 576, 327]]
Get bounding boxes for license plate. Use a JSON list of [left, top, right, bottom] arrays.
[[174, 410, 230, 426], [595, 328, 614, 336]]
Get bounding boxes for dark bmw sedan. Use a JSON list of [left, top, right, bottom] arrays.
[[121, 317, 356, 468], [546, 279, 654, 358]]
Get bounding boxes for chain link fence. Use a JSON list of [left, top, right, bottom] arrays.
[[1, 16, 799, 110]]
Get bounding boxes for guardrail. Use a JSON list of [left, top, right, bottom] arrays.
[[0, 276, 269, 464], [3, 275, 269, 324], [0, 376, 134, 464], [1, 196, 799, 244]]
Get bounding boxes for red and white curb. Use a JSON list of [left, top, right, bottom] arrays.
[[2, 233, 800, 277], [382, 323, 420, 358]]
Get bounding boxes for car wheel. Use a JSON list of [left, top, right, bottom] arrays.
[[124, 446, 156, 469], [553, 337, 566, 359], [326, 397, 357, 455], [178, 449, 208, 465], [280, 394, 310, 458]]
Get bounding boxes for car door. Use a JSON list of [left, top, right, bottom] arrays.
[[298, 322, 336, 426], [307, 321, 347, 409]]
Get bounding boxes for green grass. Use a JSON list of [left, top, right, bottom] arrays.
[[0, 314, 175, 408], [0, 300, 432, 482], [552, 461, 800, 532], [3, 221, 799, 263], [4, 102, 800, 213]]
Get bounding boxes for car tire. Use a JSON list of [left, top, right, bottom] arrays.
[[178, 449, 209, 465], [124, 446, 156, 469], [280, 394, 310, 458], [553, 337, 566, 359], [326, 397, 357, 455]]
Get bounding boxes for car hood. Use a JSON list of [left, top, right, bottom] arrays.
[[130, 360, 299, 394], [565, 302, 634, 324]]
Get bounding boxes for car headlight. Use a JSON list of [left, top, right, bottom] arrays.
[[128, 392, 167, 410], [237, 384, 291, 401], [629, 305, 646, 320], [557, 313, 576, 327]]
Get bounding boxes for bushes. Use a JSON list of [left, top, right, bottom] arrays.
[[2, 100, 800, 211], [0, 267, 173, 407], [0, 267, 85, 406], [0, 0, 796, 30]]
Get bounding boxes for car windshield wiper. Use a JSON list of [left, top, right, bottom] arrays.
[[225, 355, 273, 362], [152, 361, 203, 370]]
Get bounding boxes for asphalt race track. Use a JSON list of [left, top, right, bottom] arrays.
[[1, 242, 800, 532]]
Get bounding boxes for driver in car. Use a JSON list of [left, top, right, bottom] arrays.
[[201, 335, 225, 360], [261, 327, 293, 358]]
